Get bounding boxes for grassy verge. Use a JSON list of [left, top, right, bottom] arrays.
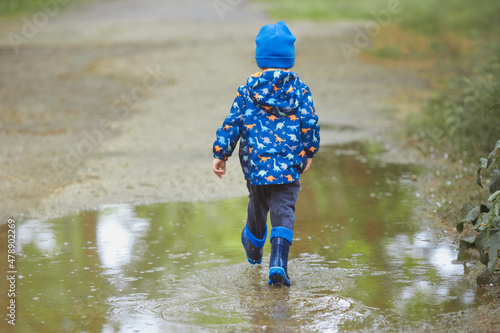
[[0, 0, 82, 17]]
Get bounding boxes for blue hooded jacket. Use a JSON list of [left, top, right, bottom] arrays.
[[213, 70, 320, 185]]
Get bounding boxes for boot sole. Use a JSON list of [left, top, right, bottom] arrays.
[[247, 257, 262, 265], [268, 267, 291, 286]]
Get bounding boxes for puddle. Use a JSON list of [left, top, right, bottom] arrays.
[[7, 142, 485, 332]]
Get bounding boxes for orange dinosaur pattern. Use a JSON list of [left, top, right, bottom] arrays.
[[274, 134, 286, 144], [258, 155, 271, 163], [265, 175, 277, 182]]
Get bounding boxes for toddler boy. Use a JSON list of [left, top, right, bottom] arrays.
[[212, 21, 320, 286]]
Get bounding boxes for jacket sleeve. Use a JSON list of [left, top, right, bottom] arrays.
[[300, 85, 320, 158], [213, 88, 245, 160]]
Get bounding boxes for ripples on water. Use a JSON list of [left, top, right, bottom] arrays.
[[8, 143, 485, 332]]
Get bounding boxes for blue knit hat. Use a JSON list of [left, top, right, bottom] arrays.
[[255, 21, 296, 69]]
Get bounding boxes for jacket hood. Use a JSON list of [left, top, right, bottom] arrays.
[[246, 70, 302, 117]]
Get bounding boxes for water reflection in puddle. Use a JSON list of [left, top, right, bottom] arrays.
[[12, 143, 484, 332]]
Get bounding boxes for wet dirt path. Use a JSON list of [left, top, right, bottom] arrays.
[[0, 0, 424, 222]]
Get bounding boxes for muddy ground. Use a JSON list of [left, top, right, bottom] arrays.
[[0, 0, 498, 330]]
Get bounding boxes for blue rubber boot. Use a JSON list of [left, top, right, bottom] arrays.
[[241, 225, 267, 265], [269, 227, 293, 286]]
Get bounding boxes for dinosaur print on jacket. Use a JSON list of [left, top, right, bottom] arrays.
[[213, 70, 320, 185]]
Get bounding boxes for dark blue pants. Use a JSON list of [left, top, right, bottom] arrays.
[[246, 180, 300, 240]]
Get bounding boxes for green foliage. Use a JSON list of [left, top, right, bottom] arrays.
[[477, 140, 500, 189], [407, 43, 500, 156], [458, 140, 500, 284], [0, 0, 41, 15], [395, 0, 500, 37]]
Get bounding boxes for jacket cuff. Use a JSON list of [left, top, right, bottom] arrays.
[[213, 153, 227, 161]]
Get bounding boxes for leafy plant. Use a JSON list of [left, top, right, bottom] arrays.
[[407, 41, 500, 157], [457, 140, 500, 284]]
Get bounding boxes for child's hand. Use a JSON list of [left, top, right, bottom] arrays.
[[212, 158, 226, 178], [302, 158, 313, 173]]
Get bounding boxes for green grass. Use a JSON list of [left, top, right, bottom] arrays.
[[1, 0, 46, 16], [406, 43, 500, 157], [365, 45, 401, 59], [395, 0, 500, 37], [0, 0, 81, 17]]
